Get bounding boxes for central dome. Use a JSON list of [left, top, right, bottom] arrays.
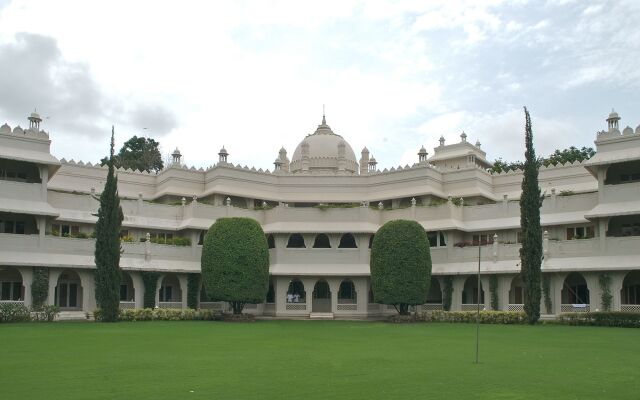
[[290, 116, 358, 174]]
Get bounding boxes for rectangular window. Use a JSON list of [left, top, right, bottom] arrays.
[[472, 234, 493, 246], [567, 226, 595, 240], [15, 221, 25, 234], [4, 220, 14, 234], [71, 226, 80, 236], [12, 282, 21, 301], [427, 231, 446, 247], [120, 285, 128, 301], [1, 282, 10, 300], [61, 225, 70, 237]]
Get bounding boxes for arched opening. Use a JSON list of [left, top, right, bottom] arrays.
[[338, 280, 357, 304], [509, 275, 527, 304], [55, 270, 82, 310], [286, 279, 306, 303], [312, 280, 331, 312], [266, 234, 276, 249], [119, 272, 135, 308], [313, 234, 331, 248], [368, 235, 374, 249], [338, 233, 357, 248], [462, 276, 484, 305], [0, 267, 24, 302], [621, 271, 640, 305], [286, 233, 306, 248], [266, 280, 275, 304], [426, 277, 442, 304], [562, 272, 590, 308], [159, 274, 182, 307]]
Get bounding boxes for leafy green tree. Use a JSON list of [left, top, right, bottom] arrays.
[[201, 218, 269, 315], [94, 127, 124, 322], [542, 146, 595, 166], [490, 146, 595, 173], [100, 135, 164, 172], [489, 158, 523, 174], [370, 220, 431, 315], [519, 108, 542, 324], [31, 267, 49, 310], [142, 271, 160, 308], [187, 274, 200, 309]]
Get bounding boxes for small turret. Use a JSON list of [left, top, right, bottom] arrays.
[[171, 148, 182, 166], [218, 146, 229, 163], [418, 145, 428, 163], [28, 110, 42, 131]]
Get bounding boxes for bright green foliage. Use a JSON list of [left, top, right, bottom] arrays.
[[142, 271, 160, 308], [187, 274, 200, 309], [370, 220, 431, 315], [443, 276, 453, 311], [100, 135, 164, 172], [94, 127, 124, 322], [543, 146, 595, 166], [201, 218, 270, 314], [489, 274, 499, 310], [519, 108, 542, 324], [31, 267, 49, 309]]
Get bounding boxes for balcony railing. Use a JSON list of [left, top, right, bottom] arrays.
[[158, 301, 182, 309], [119, 301, 135, 309], [508, 304, 524, 312], [620, 304, 640, 313], [561, 304, 590, 313]]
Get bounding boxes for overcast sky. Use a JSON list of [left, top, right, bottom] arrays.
[[0, 0, 639, 171]]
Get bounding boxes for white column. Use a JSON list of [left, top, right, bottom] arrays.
[[130, 271, 144, 309], [47, 268, 62, 306], [611, 271, 626, 311], [155, 275, 164, 307], [178, 274, 188, 309], [274, 276, 288, 316], [302, 278, 316, 313], [498, 275, 512, 311], [355, 277, 368, 314], [584, 272, 599, 311], [480, 276, 491, 311], [17, 267, 34, 309], [551, 273, 565, 315], [77, 270, 96, 313], [451, 276, 465, 311], [328, 278, 339, 314]]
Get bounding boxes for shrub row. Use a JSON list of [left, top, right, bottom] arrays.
[[559, 312, 640, 328], [94, 308, 222, 322], [0, 303, 59, 323], [427, 310, 527, 324]]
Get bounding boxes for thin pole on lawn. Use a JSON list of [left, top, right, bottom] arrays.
[[475, 243, 481, 364]]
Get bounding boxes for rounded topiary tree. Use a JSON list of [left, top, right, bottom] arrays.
[[370, 219, 431, 315], [201, 218, 269, 315]]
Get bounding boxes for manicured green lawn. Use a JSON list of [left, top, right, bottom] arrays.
[[1, 321, 639, 399]]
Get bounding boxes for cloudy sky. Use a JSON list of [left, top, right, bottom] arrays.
[[0, 0, 639, 170]]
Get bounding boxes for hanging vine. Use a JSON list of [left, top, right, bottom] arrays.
[[442, 276, 453, 311], [599, 273, 612, 312], [489, 274, 499, 310], [542, 275, 552, 314]]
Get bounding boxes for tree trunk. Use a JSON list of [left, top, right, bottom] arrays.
[[398, 303, 410, 315], [231, 301, 244, 315]]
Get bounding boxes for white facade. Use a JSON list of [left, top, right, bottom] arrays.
[[1, 111, 640, 318]]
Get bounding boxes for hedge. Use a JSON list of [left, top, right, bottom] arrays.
[[94, 308, 220, 322], [201, 218, 269, 314], [428, 310, 527, 324], [370, 220, 431, 315], [0, 303, 59, 323], [559, 312, 640, 328]]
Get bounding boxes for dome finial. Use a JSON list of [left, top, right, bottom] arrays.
[[322, 104, 326, 125]]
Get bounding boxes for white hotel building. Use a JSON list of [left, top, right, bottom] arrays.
[[0, 111, 639, 318]]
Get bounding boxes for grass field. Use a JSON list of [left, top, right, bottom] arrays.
[[1, 320, 639, 400]]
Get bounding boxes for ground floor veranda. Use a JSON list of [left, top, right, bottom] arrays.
[[1, 266, 640, 317]]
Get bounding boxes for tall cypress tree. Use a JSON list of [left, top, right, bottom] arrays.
[[520, 107, 542, 324], [94, 127, 124, 322]]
